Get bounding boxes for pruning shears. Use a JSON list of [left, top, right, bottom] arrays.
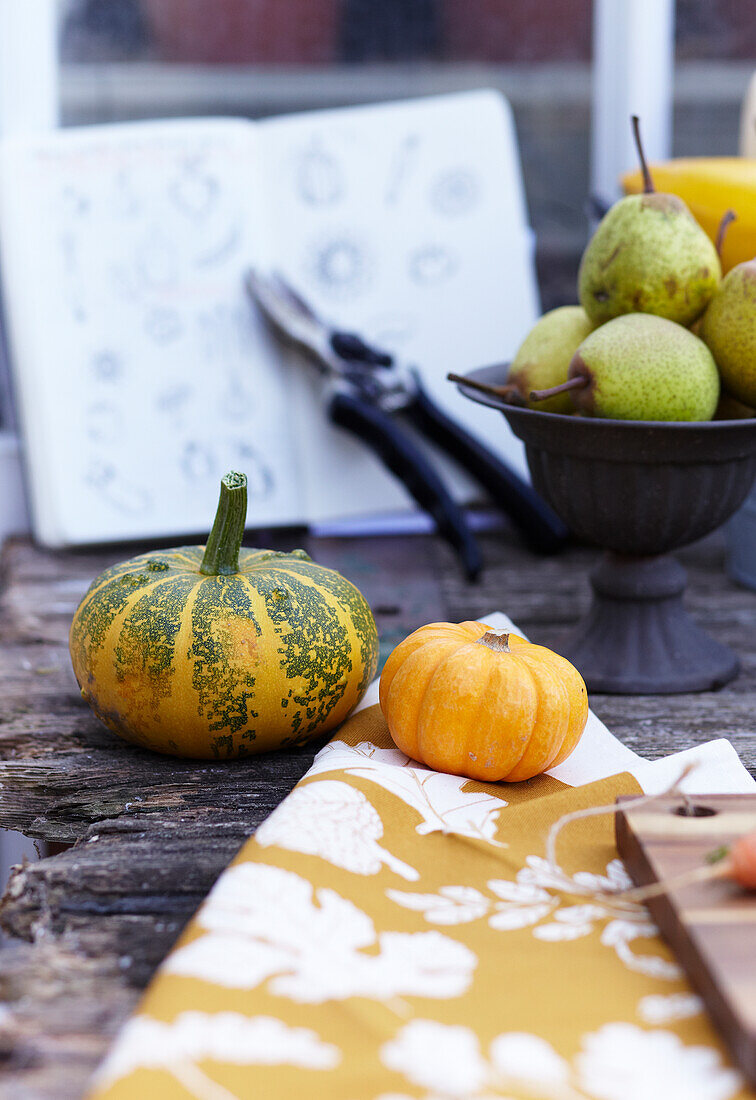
[[245, 269, 568, 580]]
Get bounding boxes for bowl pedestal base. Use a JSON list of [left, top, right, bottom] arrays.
[[562, 553, 739, 694]]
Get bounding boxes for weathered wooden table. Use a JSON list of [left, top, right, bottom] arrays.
[[0, 528, 755, 1099]]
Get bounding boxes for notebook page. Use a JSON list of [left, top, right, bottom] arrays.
[[258, 90, 538, 524], [0, 118, 303, 546]]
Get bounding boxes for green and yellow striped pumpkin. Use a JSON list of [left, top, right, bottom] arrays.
[[69, 472, 379, 759]]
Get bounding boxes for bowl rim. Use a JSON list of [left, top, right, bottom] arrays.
[[458, 363, 756, 432]]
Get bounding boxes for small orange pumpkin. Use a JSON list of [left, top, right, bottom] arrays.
[[379, 621, 588, 782]]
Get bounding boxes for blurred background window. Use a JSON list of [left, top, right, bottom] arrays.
[[55, 0, 755, 309]]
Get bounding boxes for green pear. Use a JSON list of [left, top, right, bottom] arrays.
[[699, 259, 756, 406], [578, 116, 720, 327], [578, 193, 721, 327], [507, 306, 597, 413], [532, 314, 719, 421]]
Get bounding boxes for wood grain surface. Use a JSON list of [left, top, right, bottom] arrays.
[[1, 527, 756, 1098], [617, 795, 756, 1087]]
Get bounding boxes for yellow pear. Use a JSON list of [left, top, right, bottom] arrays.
[[699, 259, 756, 406]]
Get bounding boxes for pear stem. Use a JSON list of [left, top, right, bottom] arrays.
[[715, 209, 737, 258], [447, 373, 526, 406], [530, 376, 588, 402], [631, 114, 654, 194]]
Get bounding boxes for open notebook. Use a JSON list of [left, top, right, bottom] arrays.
[[0, 90, 538, 547]]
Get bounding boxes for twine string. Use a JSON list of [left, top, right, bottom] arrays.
[[544, 762, 706, 903]]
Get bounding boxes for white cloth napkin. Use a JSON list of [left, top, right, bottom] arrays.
[[357, 611, 755, 795]]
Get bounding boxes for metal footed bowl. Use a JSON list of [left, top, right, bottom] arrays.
[[459, 365, 756, 694]]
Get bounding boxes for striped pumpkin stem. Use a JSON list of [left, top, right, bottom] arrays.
[[200, 471, 248, 576]]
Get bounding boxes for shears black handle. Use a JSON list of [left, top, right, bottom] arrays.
[[404, 379, 569, 554], [329, 389, 483, 581]]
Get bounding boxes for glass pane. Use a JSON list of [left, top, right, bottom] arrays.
[[52, 0, 756, 311], [60, 0, 598, 65]]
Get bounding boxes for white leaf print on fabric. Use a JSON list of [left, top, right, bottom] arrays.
[[385, 886, 490, 925], [388, 878, 553, 932], [576, 1022, 741, 1100], [381, 1019, 488, 1097], [599, 919, 681, 980], [255, 779, 419, 880], [308, 739, 508, 843], [378, 1019, 741, 1100], [489, 1032, 571, 1088], [379, 1021, 573, 1099], [520, 856, 680, 977], [637, 993, 704, 1025], [486, 902, 554, 931], [309, 738, 413, 776], [485, 878, 554, 930], [532, 905, 602, 941], [95, 1012, 340, 1093], [165, 864, 476, 1004], [572, 860, 634, 894], [388, 856, 678, 978]]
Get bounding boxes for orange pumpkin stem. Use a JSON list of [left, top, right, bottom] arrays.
[[476, 630, 511, 653]]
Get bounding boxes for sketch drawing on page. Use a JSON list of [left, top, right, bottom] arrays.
[[219, 372, 254, 421], [168, 155, 220, 220], [194, 219, 242, 268], [178, 440, 274, 500], [86, 401, 122, 444], [384, 133, 421, 204], [180, 442, 215, 483], [307, 232, 374, 300], [144, 307, 183, 344], [408, 244, 459, 286], [156, 384, 193, 419], [296, 138, 344, 207], [85, 463, 152, 516], [91, 351, 123, 383], [367, 312, 415, 349], [429, 168, 481, 217], [233, 442, 274, 499]]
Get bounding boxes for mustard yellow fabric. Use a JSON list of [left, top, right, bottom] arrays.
[[89, 706, 753, 1099]]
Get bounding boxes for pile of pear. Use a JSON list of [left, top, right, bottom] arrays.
[[505, 129, 756, 423]]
